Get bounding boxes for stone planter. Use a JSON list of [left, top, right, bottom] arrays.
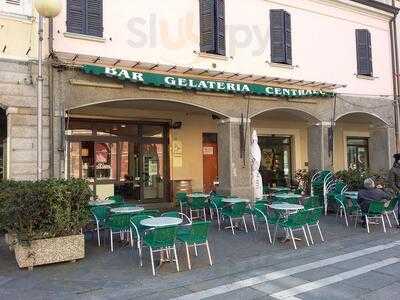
[[14, 234, 85, 270], [4, 233, 17, 251]]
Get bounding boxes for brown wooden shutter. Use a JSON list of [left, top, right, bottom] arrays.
[[86, 0, 103, 37], [200, 0, 216, 53], [284, 11, 292, 65], [356, 29, 373, 76], [67, 0, 85, 34], [215, 0, 225, 56], [270, 10, 286, 63]]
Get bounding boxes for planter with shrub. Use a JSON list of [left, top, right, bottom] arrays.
[[0, 179, 91, 269]]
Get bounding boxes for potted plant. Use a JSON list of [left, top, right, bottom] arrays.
[[0, 179, 91, 269]]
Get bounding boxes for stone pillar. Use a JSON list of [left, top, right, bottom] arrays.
[[217, 118, 252, 199], [308, 123, 331, 171], [369, 127, 391, 172], [6, 107, 50, 180]]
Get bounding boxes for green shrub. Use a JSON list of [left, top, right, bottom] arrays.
[[335, 169, 388, 191], [0, 178, 91, 243]]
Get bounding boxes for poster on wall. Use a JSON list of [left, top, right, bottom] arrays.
[[203, 147, 214, 155], [148, 160, 158, 176], [173, 140, 183, 168]]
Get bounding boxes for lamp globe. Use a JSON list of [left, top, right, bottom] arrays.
[[34, 0, 62, 18]]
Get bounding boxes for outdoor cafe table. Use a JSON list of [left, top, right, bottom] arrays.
[[222, 198, 250, 204], [344, 191, 358, 200], [89, 199, 115, 206], [273, 193, 303, 200], [269, 187, 291, 193], [110, 206, 144, 214], [140, 217, 183, 228], [269, 202, 304, 242], [188, 193, 209, 198]]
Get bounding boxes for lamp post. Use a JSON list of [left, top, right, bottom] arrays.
[[34, 0, 62, 180]]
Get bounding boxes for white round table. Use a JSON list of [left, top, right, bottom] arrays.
[[269, 203, 304, 211], [89, 200, 115, 206], [188, 193, 209, 198], [222, 198, 250, 204], [110, 206, 144, 214], [273, 193, 303, 199], [140, 217, 182, 228]]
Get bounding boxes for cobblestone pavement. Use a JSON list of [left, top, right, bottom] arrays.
[[1, 215, 400, 299]]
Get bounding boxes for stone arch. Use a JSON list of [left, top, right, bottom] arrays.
[[67, 97, 232, 118], [335, 111, 390, 127], [249, 107, 322, 124]]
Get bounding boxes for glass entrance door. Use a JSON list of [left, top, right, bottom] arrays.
[[258, 135, 292, 187], [67, 120, 169, 203]]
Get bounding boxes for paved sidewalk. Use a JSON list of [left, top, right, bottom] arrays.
[[1, 215, 400, 299]]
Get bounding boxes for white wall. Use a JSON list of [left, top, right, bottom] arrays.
[[53, 0, 393, 95]]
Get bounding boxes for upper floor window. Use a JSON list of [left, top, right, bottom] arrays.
[[0, 0, 32, 16], [66, 0, 103, 37], [199, 0, 225, 56], [356, 29, 373, 77], [270, 9, 292, 65]]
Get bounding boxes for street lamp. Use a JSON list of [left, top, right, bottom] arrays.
[[34, 0, 62, 180]]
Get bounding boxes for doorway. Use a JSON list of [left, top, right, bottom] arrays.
[[258, 135, 292, 187], [202, 133, 218, 193], [67, 119, 169, 203]]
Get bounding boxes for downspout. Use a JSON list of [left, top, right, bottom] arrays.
[[48, 18, 54, 178], [390, 16, 400, 153]]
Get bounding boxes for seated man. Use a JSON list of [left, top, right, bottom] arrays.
[[357, 178, 389, 215]]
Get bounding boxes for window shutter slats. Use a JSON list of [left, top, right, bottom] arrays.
[[284, 11, 292, 65], [67, 0, 85, 34], [356, 29, 373, 76], [67, 0, 103, 37], [270, 10, 286, 64], [215, 0, 225, 56], [200, 0, 216, 53]]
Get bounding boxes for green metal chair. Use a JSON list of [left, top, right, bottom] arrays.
[[130, 214, 154, 267], [105, 213, 133, 252], [305, 207, 325, 245], [139, 209, 161, 217], [365, 201, 386, 234], [250, 202, 280, 243], [188, 197, 208, 221], [107, 195, 124, 205], [177, 221, 213, 270], [210, 196, 225, 230], [176, 192, 189, 213], [384, 197, 399, 228], [303, 196, 320, 210], [90, 206, 110, 247], [334, 195, 361, 227], [221, 202, 248, 235], [273, 210, 310, 250], [143, 225, 179, 276]]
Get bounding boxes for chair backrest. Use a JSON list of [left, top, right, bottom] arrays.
[[334, 181, 346, 194], [140, 209, 161, 217], [176, 192, 188, 203], [386, 197, 399, 211], [306, 207, 323, 224], [303, 196, 320, 210], [190, 197, 207, 209], [286, 210, 308, 227], [286, 197, 300, 205], [107, 195, 124, 204], [147, 226, 177, 248], [109, 213, 131, 230], [368, 201, 385, 215], [161, 211, 179, 218], [187, 221, 211, 244], [231, 202, 246, 215], [211, 196, 224, 208], [90, 206, 110, 221], [130, 214, 153, 236]]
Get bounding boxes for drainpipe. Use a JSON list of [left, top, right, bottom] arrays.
[[48, 18, 54, 178], [390, 1, 400, 154]]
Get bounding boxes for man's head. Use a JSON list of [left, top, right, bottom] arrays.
[[364, 178, 375, 189]]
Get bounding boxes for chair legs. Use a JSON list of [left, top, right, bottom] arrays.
[[365, 215, 370, 233], [206, 241, 213, 266], [173, 245, 180, 272], [252, 215, 257, 231], [183, 241, 213, 270], [393, 210, 400, 225], [382, 215, 387, 233], [242, 216, 248, 233], [149, 247, 155, 276], [230, 217, 235, 235], [138, 239, 143, 267], [266, 222, 272, 244], [365, 215, 387, 234], [307, 224, 314, 245], [185, 242, 192, 270], [302, 226, 310, 247], [96, 221, 101, 247], [289, 229, 297, 250], [110, 229, 114, 252], [385, 213, 392, 228]]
